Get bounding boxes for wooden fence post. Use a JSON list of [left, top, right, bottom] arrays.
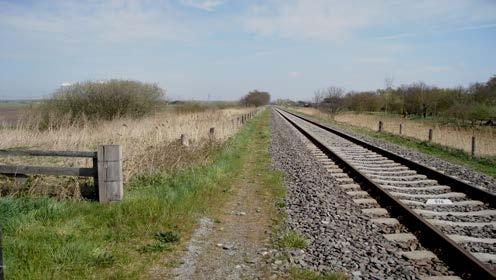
[[209, 127, 215, 141], [378, 121, 383, 132], [471, 136, 476, 157], [399, 124, 403, 135], [428, 129, 433, 142], [97, 145, 123, 204], [181, 134, 189, 146]]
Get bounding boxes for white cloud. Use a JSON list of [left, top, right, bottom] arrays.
[[376, 33, 416, 40], [244, 0, 376, 41], [288, 71, 301, 77], [243, 0, 496, 41], [0, 0, 198, 44], [180, 0, 226, 11], [460, 23, 496, 31]]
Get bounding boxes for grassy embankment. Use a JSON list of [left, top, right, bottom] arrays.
[[290, 107, 496, 177], [0, 109, 275, 279], [0, 107, 254, 197]]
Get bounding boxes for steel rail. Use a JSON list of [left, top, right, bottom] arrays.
[[278, 108, 495, 208], [274, 107, 496, 280]]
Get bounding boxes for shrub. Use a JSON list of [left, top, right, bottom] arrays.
[[240, 90, 270, 107], [39, 79, 165, 125]]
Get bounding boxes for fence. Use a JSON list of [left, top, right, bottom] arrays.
[[0, 109, 261, 200], [0, 145, 124, 203], [377, 121, 479, 157], [179, 109, 260, 146]]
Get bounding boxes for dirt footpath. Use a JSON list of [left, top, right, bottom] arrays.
[[172, 118, 278, 280]]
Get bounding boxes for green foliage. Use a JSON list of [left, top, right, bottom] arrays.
[[154, 231, 180, 243], [289, 267, 349, 280], [241, 90, 271, 107], [313, 75, 496, 123], [277, 231, 309, 249], [139, 243, 170, 253], [39, 79, 165, 126]]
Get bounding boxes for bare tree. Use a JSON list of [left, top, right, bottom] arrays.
[[384, 76, 394, 113], [313, 90, 325, 104], [323, 87, 345, 114]]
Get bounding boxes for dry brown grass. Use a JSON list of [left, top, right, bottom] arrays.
[[293, 107, 496, 157], [0, 107, 257, 197]]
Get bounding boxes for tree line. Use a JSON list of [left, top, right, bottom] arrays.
[[312, 75, 496, 124]]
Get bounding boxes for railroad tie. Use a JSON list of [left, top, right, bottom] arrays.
[[340, 184, 361, 190], [401, 250, 438, 261], [346, 190, 369, 197], [383, 233, 417, 242], [361, 208, 389, 217], [419, 276, 462, 280], [370, 218, 400, 226], [353, 198, 378, 205]]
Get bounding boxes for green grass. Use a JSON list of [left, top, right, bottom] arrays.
[[0, 101, 35, 109], [277, 230, 309, 249], [0, 110, 270, 279], [289, 267, 348, 280], [290, 109, 496, 178]]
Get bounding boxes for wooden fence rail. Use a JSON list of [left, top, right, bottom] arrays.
[[0, 145, 123, 204]]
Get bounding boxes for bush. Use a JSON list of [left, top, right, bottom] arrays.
[[240, 90, 270, 107], [39, 80, 165, 125]]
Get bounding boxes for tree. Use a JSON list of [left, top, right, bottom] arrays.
[[313, 90, 326, 104], [322, 87, 345, 114], [240, 90, 270, 107], [384, 76, 394, 113]]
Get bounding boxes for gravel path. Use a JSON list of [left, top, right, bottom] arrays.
[[269, 110, 456, 279], [170, 112, 275, 280]]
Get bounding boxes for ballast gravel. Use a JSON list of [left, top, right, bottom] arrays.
[[269, 110, 456, 279], [305, 115, 496, 193]]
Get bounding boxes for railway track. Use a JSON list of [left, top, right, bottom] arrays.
[[274, 107, 496, 279]]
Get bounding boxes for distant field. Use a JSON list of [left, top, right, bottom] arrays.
[[0, 105, 25, 126]]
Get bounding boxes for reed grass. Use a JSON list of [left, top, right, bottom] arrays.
[[0, 107, 256, 197]]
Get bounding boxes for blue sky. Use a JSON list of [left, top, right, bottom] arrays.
[[0, 0, 495, 101]]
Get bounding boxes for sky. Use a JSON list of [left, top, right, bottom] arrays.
[[0, 0, 495, 101]]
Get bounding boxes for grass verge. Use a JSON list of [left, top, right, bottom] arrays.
[[0, 109, 268, 279], [290, 109, 496, 177], [289, 267, 348, 280]]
